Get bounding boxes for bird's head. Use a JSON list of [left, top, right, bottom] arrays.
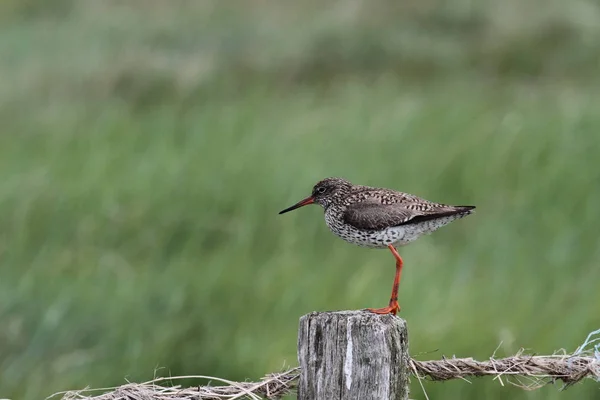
[[278, 177, 352, 214]]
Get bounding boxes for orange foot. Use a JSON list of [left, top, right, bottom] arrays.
[[366, 301, 400, 316]]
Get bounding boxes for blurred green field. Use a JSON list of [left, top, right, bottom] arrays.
[[1, 1, 600, 399]]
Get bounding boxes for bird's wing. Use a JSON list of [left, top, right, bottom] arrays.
[[342, 198, 472, 231]]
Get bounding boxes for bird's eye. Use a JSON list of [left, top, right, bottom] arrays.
[[316, 186, 327, 194]]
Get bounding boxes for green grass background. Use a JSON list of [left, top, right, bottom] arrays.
[[1, 1, 600, 399]]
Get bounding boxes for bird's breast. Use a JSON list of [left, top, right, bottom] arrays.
[[324, 208, 405, 249]]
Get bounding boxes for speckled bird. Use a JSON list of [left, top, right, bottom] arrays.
[[279, 177, 475, 315]]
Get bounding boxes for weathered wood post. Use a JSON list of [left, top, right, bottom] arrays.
[[298, 310, 409, 400]]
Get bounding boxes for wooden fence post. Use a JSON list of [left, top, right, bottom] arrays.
[[297, 310, 409, 400]]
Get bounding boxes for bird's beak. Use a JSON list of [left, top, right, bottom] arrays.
[[278, 196, 315, 214]]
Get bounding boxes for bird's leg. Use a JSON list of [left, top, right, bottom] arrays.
[[367, 244, 403, 315]]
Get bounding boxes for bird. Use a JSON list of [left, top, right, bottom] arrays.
[[278, 177, 475, 315]]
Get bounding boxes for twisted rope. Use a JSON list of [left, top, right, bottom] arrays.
[[50, 330, 600, 400]]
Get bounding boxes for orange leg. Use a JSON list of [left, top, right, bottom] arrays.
[[367, 244, 403, 316]]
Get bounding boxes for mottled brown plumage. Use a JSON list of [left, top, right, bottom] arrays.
[[279, 177, 475, 315]]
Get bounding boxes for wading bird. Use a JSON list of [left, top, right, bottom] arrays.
[[279, 177, 475, 315]]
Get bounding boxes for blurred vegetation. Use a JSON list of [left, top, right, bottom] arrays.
[[1, 1, 599, 399]]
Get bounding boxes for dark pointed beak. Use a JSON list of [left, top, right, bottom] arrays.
[[278, 196, 315, 214]]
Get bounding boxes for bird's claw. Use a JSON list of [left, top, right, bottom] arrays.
[[366, 302, 400, 316]]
